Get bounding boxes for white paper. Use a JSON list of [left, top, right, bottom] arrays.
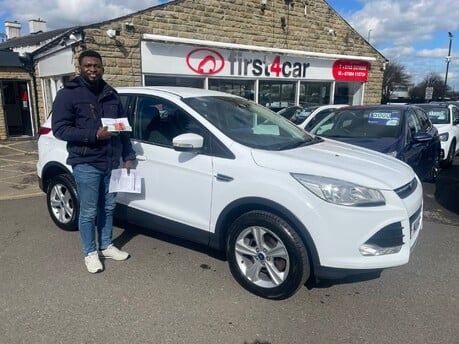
[[101, 117, 132, 132], [109, 168, 141, 193]]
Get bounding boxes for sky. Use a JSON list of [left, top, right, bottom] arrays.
[[0, 0, 458, 91]]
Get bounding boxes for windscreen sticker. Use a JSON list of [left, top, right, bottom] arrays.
[[368, 111, 400, 126], [427, 110, 447, 120]]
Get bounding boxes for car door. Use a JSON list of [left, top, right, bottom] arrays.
[[403, 109, 426, 177], [120, 94, 214, 238], [451, 106, 459, 155]]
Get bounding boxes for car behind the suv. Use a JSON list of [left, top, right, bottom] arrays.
[[37, 87, 423, 299]]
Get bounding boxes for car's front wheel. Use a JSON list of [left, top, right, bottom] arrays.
[[226, 210, 310, 300], [46, 174, 79, 231]]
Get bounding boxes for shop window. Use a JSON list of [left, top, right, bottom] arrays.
[[334, 82, 363, 105], [144, 75, 204, 88], [299, 82, 331, 106], [42, 75, 72, 117], [208, 79, 255, 100], [258, 81, 296, 111]]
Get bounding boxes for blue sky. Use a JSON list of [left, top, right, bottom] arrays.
[[1, 0, 457, 90]]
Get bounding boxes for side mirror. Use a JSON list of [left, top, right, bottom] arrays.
[[412, 132, 433, 142], [172, 133, 204, 152], [453, 118, 459, 125]]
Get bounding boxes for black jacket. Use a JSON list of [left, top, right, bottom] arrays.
[[52, 76, 136, 171]]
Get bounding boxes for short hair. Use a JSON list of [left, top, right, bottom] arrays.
[[78, 50, 103, 65]]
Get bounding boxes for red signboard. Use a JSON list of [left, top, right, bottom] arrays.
[[332, 59, 369, 82]]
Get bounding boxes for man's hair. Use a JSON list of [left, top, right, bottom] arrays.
[[78, 50, 103, 65]]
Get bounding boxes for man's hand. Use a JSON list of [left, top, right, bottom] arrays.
[[124, 159, 135, 175], [96, 126, 118, 140]]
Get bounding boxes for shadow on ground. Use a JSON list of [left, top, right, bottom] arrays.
[[435, 163, 459, 215]]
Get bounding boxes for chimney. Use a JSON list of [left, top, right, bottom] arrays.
[[5, 21, 21, 39], [29, 19, 47, 34]]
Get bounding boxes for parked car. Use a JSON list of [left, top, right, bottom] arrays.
[[299, 104, 349, 130], [278, 104, 347, 127], [413, 102, 459, 167], [37, 87, 423, 299], [307, 104, 441, 182]]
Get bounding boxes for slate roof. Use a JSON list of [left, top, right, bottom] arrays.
[[0, 27, 73, 49], [0, 50, 25, 67]]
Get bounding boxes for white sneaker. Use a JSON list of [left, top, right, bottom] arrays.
[[100, 244, 129, 261], [84, 251, 103, 273]]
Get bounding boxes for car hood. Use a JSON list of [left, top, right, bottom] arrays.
[[251, 139, 413, 190], [433, 124, 450, 133], [329, 137, 400, 155]]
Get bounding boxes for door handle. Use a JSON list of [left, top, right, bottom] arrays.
[[136, 155, 147, 161]]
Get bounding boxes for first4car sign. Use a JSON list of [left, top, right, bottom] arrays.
[[142, 41, 370, 82]]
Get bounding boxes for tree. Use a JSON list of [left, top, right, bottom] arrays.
[[381, 61, 411, 103], [409, 73, 450, 101]]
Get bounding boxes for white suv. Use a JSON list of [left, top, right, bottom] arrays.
[[37, 87, 423, 299], [415, 103, 459, 167]]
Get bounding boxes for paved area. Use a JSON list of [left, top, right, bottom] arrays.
[[0, 139, 42, 201]]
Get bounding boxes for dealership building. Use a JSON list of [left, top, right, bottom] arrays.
[[0, 0, 387, 140]]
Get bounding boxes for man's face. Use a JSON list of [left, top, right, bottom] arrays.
[[78, 56, 104, 83]]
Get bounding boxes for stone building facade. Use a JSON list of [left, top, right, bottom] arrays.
[[1, 0, 386, 140]]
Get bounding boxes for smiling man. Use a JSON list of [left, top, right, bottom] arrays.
[[52, 50, 136, 273]]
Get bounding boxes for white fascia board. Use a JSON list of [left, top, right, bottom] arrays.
[[142, 34, 376, 62]]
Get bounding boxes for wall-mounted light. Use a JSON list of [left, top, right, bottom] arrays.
[[106, 29, 120, 39], [281, 17, 287, 32], [124, 22, 135, 33], [260, 0, 267, 14]]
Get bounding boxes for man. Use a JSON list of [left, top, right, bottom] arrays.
[[52, 50, 136, 273]]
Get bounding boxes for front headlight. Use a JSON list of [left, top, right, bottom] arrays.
[[439, 132, 449, 142], [291, 173, 385, 206]]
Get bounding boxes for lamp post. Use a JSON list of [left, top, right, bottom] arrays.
[[443, 32, 453, 100]]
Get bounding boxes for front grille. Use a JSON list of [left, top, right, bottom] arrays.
[[365, 222, 404, 248], [394, 178, 418, 199]]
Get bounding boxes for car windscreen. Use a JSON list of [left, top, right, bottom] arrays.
[[183, 96, 316, 150], [421, 107, 450, 124], [310, 108, 402, 138]]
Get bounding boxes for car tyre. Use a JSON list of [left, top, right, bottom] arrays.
[[426, 154, 440, 183], [226, 210, 310, 300], [441, 140, 456, 168], [46, 174, 79, 231]]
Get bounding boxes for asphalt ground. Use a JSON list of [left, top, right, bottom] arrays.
[[0, 139, 41, 201]]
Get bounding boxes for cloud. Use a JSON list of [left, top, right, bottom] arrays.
[[0, 0, 169, 31]]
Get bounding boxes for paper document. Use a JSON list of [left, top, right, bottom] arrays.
[[109, 168, 141, 193], [101, 117, 132, 132]]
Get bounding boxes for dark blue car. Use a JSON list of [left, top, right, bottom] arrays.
[[307, 105, 441, 182]]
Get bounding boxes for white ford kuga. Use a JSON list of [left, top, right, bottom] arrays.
[[37, 87, 423, 299]]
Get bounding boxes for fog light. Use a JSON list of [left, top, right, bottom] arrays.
[[359, 244, 402, 256]]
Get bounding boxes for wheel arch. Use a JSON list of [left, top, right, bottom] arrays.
[[41, 162, 73, 192], [210, 197, 321, 271]]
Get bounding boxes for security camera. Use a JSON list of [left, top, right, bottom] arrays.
[[106, 29, 120, 38]]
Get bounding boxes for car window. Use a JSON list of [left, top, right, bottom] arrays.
[[183, 96, 314, 150], [312, 108, 401, 138], [134, 95, 205, 148], [423, 107, 449, 125], [407, 110, 421, 137], [415, 109, 432, 131], [452, 106, 459, 123]]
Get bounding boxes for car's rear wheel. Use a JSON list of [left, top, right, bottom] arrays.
[[442, 141, 456, 168], [226, 210, 310, 300], [46, 174, 79, 231]]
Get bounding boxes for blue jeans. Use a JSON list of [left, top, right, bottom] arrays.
[[73, 164, 117, 256]]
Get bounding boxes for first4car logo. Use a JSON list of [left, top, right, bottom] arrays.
[[186, 49, 310, 78], [186, 48, 225, 75]]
